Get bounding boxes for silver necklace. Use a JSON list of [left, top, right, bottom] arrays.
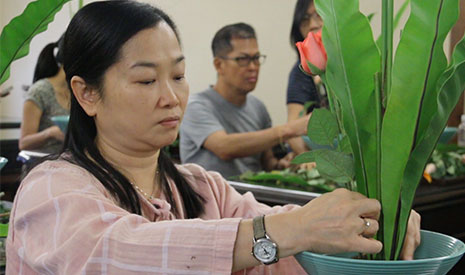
[[130, 170, 159, 201], [131, 183, 155, 200]]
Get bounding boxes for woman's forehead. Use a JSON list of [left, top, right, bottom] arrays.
[[118, 24, 181, 66]]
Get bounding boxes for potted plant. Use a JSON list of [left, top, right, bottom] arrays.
[[292, 0, 465, 273]]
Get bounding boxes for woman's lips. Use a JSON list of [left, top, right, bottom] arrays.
[[159, 116, 180, 127]]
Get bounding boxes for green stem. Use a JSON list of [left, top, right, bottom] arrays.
[[381, 0, 394, 101], [381, 0, 394, 260], [373, 72, 384, 260]]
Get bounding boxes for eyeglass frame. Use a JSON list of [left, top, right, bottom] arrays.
[[219, 54, 267, 67]]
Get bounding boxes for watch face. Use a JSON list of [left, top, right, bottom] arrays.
[[253, 238, 277, 264]]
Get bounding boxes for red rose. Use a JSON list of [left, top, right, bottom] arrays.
[[296, 30, 327, 75]]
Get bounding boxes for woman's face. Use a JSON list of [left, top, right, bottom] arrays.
[[94, 23, 188, 154], [299, 3, 323, 38]]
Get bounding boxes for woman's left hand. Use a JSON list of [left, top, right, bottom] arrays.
[[399, 210, 421, 260]]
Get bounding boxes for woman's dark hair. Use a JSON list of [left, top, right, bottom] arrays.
[[32, 35, 64, 83], [60, 0, 204, 218], [290, 0, 314, 56], [211, 22, 256, 57]]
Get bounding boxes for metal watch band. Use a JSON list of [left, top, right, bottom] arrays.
[[253, 215, 266, 240]]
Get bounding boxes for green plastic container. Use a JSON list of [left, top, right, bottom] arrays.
[[51, 115, 70, 133], [295, 230, 465, 275], [0, 157, 7, 171], [438, 127, 457, 144]]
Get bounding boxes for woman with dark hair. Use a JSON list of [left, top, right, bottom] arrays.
[[6, 1, 420, 274], [19, 35, 70, 153], [286, 0, 325, 155]]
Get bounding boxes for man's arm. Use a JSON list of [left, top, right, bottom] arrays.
[[203, 115, 309, 161], [286, 103, 310, 155]]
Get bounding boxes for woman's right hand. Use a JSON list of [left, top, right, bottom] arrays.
[[46, 125, 65, 141], [294, 188, 382, 255]]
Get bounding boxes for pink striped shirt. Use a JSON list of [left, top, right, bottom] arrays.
[[6, 159, 306, 274]]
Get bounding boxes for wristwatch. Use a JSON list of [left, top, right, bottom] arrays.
[[251, 215, 279, 265]]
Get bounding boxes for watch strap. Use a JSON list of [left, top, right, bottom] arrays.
[[253, 215, 266, 240]]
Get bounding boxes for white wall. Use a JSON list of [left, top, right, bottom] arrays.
[[1, 0, 432, 126]]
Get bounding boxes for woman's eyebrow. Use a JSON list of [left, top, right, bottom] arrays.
[[174, 55, 185, 64], [131, 61, 158, 69], [130, 56, 185, 69]]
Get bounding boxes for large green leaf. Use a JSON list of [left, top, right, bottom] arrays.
[[313, 149, 354, 183], [394, 36, 465, 259], [314, 0, 380, 198], [291, 151, 316, 164], [307, 108, 339, 146], [0, 0, 71, 85], [380, 0, 460, 259]]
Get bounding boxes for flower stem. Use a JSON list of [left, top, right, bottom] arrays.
[[381, 0, 394, 101]]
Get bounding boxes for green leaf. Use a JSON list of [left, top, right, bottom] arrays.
[[314, 0, 380, 197], [393, 0, 410, 31], [367, 13, 376, 22], [307, 108, 339, 146], [0, 0, 71, 85], [394, 35, 465, 259], [291, 151, 316, 165], [306, 60, 324, 76], [313, 149, 354, 183], [380, 0, 460, 259], [338, 134, 352, 154]]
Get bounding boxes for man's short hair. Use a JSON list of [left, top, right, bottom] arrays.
[[211, 23, 256, 57]]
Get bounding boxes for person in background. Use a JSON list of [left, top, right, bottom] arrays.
[[19, 35, 70, 153], [180, 23, 310, 178], [287, 0, 326, 155], [6, 2, 421, 274]]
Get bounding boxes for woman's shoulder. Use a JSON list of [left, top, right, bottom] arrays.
[[25, 79, 55, 105], [22, 157, 101, 192], [27, 79, 54, 95]]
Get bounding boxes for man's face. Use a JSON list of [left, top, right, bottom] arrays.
[[218, 38, 261, 94]]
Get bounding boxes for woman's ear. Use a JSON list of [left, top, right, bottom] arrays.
[[70, 76, 100, 117]]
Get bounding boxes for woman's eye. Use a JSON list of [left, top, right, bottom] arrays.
[[174, 75, 185, 82], [139, 80, 156, 85]]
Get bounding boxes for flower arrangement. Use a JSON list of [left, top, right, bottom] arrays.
[[293, 0, 465, 260]]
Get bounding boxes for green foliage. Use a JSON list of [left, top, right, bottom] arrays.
[[310, 0, 464, 260], [0, 0, 71, 85], [238, 169, 345, 193], [307, 109, 339, 146], [429, 145, 465, 179]]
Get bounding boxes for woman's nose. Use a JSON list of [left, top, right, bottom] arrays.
[[158, 81, 179, 107]]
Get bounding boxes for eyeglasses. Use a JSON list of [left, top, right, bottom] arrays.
[[302, 12, 322, 24], [220, 54, 267, 67]]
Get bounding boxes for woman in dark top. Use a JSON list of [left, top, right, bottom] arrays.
[[286, 0, 325, 155]]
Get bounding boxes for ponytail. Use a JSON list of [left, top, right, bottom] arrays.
[[32, 42, 60, 83]]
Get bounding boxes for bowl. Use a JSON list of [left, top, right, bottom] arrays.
[[51, 115, 70, 133], [295, 230, 465, 275], [0, 157, 7, 171]]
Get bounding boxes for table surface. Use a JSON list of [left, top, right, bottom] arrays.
[[0, 116, 21, 129]]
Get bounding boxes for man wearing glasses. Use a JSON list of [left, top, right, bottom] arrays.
[[180, 23, 309, 178]]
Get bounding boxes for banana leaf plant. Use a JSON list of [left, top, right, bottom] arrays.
[[292, 0, 465, 260], [0, 0, 72, 85]]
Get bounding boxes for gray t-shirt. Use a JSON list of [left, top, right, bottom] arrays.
[[25, 79, 69, 153], [180, 87, 272, 178]]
